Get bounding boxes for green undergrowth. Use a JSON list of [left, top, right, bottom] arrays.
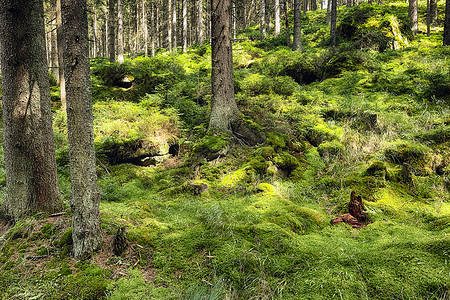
[[1, 0, 450, 299]]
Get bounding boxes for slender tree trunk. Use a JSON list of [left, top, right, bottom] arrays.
[[168, 0, 173, 51], [151, 0, 156, 55], [210, 0, 241, 132], [199, 0, 204, 45], [260, 0, 266, 39], [172, 0, 177, 49], [409, 0, 418, 35], [93, 10, 99, 57], [51, 0, 59, 81], [284, 0, 290, 45], [117, 0, 124, 62], [427, 0, 431, 37], [61, 0, 102, 259], [182, 0, 188, 52], [330, 0, 337, 46], [108, 0, 115, 62], [274, 0, 281, 35], [293, 0, 302, 51], [326, 0, 331, 25], [0, 0, 63, 222], [430, 0, 438, 25], [57, 0, 66, 108], [143, 0, 148, 57], [232, 0, 237, 39], [444, 0, 450, 45]]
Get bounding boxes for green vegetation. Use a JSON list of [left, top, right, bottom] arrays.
[[1, 1, 449, 299]]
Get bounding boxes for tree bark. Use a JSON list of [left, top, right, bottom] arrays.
[[430, 0, 438, 25], [210, 0, 241, 132], [172, 0, 177, 49], [274, 0, 281, 35], [168, 0, 173, 51], [117, 0, 124, 62], [143, 0, 149, 57], [182, 0, 188, 52], [293, 0, 302, 51], [330, 0, 337, 46], [108, 0, 115, 62], [61, 0, 102, 259], [199, 0, 204, 45], [51, 0, 59, 81], [444, 0, 450, 45], [260, 0, 266, 39], [409, 0, 418, 35], [57, 0, 66, 108], [0, 0, 63, 222]]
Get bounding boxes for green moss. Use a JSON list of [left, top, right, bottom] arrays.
[[366, 160, 387, 178], [256, 183, 276, 195], [193, 133, 231, 160], [266, 132, 287, 149], [272, 151, 300, 174], [384, 140, 435, 175], [59, 228, 73, 246], [317, 140, 345, 158]]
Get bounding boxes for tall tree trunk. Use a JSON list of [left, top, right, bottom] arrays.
[[427, 0, 431, 37], [326, 0, 331, 25], [151, 0, 156, 56], [330, 0, 337, 46], [284, 0, 290, 45], [168, 0, 173, 51], [199, 0, 204, 45], [143, 0, 148, 57], [0, 0, 63, 222], [61, 0, 102, 259], [274, 0, 281, 35], [51, 0, 59, 81], [430, 0, 438, 25], [232, 0, 237, 39], [182, 0, 188, 52], [117, 0, 124, 62], [293, 0, 302, 51], [210, 0, 240, 132], [172, 0, 177, 49], [108, 0, 115, 62], [444, 0, 450, 45], [57, 0, 66, 108], [409, 0, 418, 35], [260, 0, 266, 39]]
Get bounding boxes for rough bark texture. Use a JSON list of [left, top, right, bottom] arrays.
[[293, 0, 302, 51], [143, 0, 148, 57], [172, 0, 177, 50], [409, 0, 418, 35], [199, 0, 204, 45], [108, 0, 115, 62], [117, 0, 124, 62], [330, 0, 337, 46], [61, 0, 102, 259], [210, 0, 241, 132], [51, 0, 59, 81], [445, 0, 450, 45], [430, 0, 438, 25], [0, 0, 63, 222], [260, 0, 266, 39]]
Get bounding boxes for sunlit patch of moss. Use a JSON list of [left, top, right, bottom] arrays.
[[302, 148, 325, 183], [384, 140, 435, 175], [256, 183, 276, 195], [220, 168, 251, 187]]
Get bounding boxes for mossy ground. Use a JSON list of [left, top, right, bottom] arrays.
[[1, 0, 450, 298]]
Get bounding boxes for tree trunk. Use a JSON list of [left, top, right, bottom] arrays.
[[0, 0, 63, 222], [284, 0, 290, 46], [143, 0, 148, 57], [210, 0, 241, 132], [57, 0, 66, 108], [168, 0, 173, 51], [409, 0, 418, 35], [293, 0, 302, 51], [430, 0, 438, 25], [51, 0, 59, 81], [274, 0, 281, 35], [427, 0, 431, 37], [61, 0, 102, 259], [117, 0, 124, 62], [444, 0, 450, 45], [330, 0, 337, 46], [182, 0, 188, 52], [199, 0, 204, 45], [260, 0, 266, 39], [108, 0, 115, 62], [172, 0, 177, 49]]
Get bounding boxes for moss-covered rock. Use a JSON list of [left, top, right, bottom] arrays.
[[273, 151, 300, 175], [193, 133, 231, 161], [317, 140, 345, 158], [384, 141, 435, 176]]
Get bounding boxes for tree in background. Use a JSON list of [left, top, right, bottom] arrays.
[[260, 0, 266, 39], [108, 0, 116, 62], [444, 0, 450, 45], [0, 0, 63, 222], [330, 0, 337, 46], [409, 0, 418, 35], [293, 0, 302, 51], [275, 0, 281, 35], [61, 0, 102, 258]]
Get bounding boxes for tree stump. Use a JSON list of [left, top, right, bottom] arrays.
[[113, 226, 128, 256], [331, 191, 370, 228]]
